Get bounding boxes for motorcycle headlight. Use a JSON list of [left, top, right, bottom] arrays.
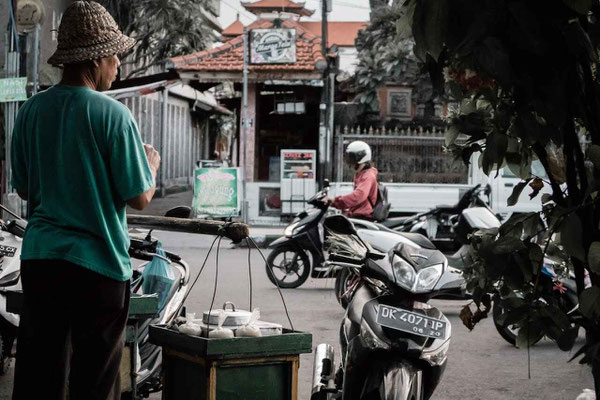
[[393, 257, 443, 293], [415, 264, 443, 292], [360, 319, 390, 350], [392, 258, 416, 291], [284, 222, 299, 237]]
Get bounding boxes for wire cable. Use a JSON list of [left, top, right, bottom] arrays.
[[206, 236, 223, 337], [220, 0, 257, 22], [249, 237, 294, 331], [174, 235, 220, 321]]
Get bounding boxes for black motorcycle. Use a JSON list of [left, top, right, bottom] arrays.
[[311, 215, 453, 400], [265, 182, 332, 288], [492, 262, 580, 346], [382, 184, 493, 253], [335, 203, 502, 309]]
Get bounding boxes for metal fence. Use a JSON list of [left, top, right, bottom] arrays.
[[123, 96, 207, 190], [334, 126, 468, 184]]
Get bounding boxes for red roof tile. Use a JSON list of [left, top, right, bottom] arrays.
[[241, 0, 314, 16], [222, 20, 244, 37], [171, 19, 327, 74], [299, 21, 367, 47]]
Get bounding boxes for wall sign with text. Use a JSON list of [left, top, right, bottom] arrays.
[[192, 168, 240, 217], [250, 29, 296, 64]]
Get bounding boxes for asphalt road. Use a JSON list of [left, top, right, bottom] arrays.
[[0, 231, 595, 399]]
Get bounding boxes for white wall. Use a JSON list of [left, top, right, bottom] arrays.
[[338, 46, 358, 74]]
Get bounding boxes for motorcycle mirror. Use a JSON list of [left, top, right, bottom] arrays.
[[323, 179, 330, 188], [323, 215, 357, 235], [485, 184, 492, 196], [165, 206, 192, 219]]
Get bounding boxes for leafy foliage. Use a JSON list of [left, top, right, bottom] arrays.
[[99, 0, 213, 77], [353, 5, 432, 113], [393, 0, 600, 393]]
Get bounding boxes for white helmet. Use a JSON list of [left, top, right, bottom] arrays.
[[345, 140, 372, 165]]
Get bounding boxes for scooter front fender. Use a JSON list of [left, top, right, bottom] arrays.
[[267, 236, 293, 249]]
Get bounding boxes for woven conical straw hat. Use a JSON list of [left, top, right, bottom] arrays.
[[48, 1, 135, 66]]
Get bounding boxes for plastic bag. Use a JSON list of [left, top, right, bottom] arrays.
[[236, 308, 262, 337], [178, 312, 202, 336], [208, 310, 234, 338], [576, 390, 596, 400], [141, 242, 174, 310]]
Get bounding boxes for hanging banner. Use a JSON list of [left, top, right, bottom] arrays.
[[250, 29, 296, 64], [0, 78, 28, 103], [192, 168, 240, 217]]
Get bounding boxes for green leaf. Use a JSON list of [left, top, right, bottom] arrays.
[[516, 319, 544, 349], [396, 0, 416, 40], [563, 0, 592, 14], [587, 145, 600, 170], [412, 0, 448, 61], [541, 193, 552, 204], [507, 180, 530, 206], [445, 125, 460, 147], [579, 287, 600, 320], [486, 132, 508, 166], [587, 242, 600, 274], [559, 214, 586, 262], [492, 235, 526, 254]]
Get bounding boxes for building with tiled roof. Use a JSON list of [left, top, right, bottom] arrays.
[[169, 0, 367, 221], [241, 0, 314, 16]]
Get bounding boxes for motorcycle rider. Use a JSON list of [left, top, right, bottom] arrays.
[[328, 141, 378, 220]]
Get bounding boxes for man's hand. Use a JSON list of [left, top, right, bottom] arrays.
[[144, 144, 161, 173], [128, 144, 160, 211]]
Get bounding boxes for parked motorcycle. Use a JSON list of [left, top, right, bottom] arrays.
[[492, 261, 580, 347], [0, 218, 25, 375], [0, 206, 191, 400], [382, 184, 494, 253], [311, 215, 453, 400], [335, 202, 502, 309]]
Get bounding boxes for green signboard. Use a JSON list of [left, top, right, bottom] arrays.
[[0, 78, 27, 103], [192, 168, 240, 217]]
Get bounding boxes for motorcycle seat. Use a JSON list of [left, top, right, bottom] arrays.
[[435, 205, 460, 213], [381, 216, 412, 228]]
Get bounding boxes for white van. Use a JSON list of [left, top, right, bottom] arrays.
[[471, 160, 550, 218]]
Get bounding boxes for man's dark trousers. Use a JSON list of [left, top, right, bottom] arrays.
[[12, 259, 130, 400]]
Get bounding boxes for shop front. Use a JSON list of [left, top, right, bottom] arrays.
[[170, 12, 329, 224]]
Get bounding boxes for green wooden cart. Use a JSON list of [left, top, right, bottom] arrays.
[[149, 325, 312, 400]]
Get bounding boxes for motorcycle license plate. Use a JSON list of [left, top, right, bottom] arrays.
[[376, 305, 446, 339], [0, 245, 17, 257]]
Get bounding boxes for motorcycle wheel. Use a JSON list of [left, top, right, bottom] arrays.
[[492, 300, 543, 347], [335, 268, 354, 309], [265, 246, 311, 289]]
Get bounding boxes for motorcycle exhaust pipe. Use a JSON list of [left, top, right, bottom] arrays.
[[311, 343, 335, 400]]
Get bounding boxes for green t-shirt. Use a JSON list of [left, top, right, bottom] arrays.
[[11, 84, 154, 281]]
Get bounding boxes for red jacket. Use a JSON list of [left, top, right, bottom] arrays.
[[332, 167, 378, 219]]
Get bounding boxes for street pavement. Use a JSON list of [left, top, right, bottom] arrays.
[[0, 231, 595, 399]]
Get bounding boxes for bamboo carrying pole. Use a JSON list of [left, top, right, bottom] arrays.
[[127, 215, 249, 243]]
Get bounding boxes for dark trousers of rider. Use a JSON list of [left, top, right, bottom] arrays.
[[12, 259, 130, 400]]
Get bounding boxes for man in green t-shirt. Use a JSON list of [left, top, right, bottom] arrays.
[[10, 2, 160, 399]]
